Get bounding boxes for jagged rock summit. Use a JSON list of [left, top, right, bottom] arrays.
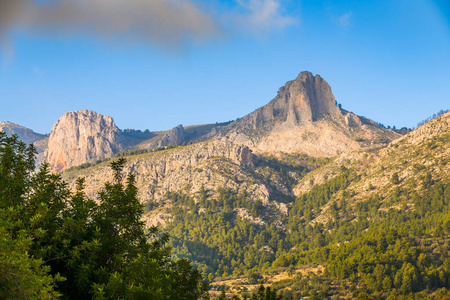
[[248, 71, 340, 127], [47, 110, 125, 172], [214, 71, 399, 156]]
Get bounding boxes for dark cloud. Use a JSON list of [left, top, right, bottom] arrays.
[[0, 0, 298, 52], [0, 0, 219, 47], [0, 0, 29, 34]]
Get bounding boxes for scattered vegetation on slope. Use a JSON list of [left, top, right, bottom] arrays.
[[149, 113, 450, 299]]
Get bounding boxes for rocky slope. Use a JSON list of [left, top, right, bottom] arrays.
[[0, 121, 46, 145], [62, 110, 446, 230], [294, 111, 450, 224], [0, 121, 48, 166], [46, 110, 126, 172], [211, 71, 400, 156], [62, 139, 301, 226]]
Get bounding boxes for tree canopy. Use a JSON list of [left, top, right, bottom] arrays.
[[0, 132, 207, 299]]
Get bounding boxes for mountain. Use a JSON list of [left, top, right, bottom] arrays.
[[0, 121, 49, 166], [1, 71, 401, 174], [4, 71, 450, 298], [211, 71, 399, 156], [61, 108, 450, 298], [61, 139, 297, 227], [4, 71, 445, 297], [46, 110, 126, 172], [0, 121, 46, 145]]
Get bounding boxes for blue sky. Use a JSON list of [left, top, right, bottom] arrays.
[[0, 0, 449, 134]]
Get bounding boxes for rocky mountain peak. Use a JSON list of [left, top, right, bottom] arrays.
[[279, 71, 341, 125], [213, 71, 399, 156], [228, 71, 341, 133], [47, 110, 125, 172]]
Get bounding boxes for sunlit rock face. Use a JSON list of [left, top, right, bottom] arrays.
[[211, 71, 399, 156], [47, 110, 125, 172]]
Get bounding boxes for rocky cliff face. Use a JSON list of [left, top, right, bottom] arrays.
[[47, 110, 125, 172], [212, 71, 400, 156], [62, 139, 295, 225], [158, 124, 185, 147], [253, 71, 341, 127], [63, 139, 255, 199]]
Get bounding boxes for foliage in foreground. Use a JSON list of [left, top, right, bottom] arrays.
[[0, 132, 207, 299]]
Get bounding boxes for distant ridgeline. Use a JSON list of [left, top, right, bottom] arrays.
[[415, 109, 449, 128], [3, 72, 402, 173]]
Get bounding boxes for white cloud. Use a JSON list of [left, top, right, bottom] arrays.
[[235, 0, 297, 32], [338, 12, 353, 27]]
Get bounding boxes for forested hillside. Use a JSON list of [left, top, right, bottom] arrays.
[[5, 109, 449, 299], [152, 112, 450, 299]]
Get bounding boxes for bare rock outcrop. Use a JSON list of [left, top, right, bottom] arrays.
[[223, 71, 341, 133], [344, 111, 362, 127], [212, 71, 400, 156], [158, 124, 185, 147], [47, 110, 125, 172], [63, 140, 257, 203]]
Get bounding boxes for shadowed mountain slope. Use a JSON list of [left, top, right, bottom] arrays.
[[0, 121, 46, 145]]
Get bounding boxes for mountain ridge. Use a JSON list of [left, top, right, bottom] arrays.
[[1, 71, 400, 172], [0, 120, 46, 145], [3, 72, 450, 298], [209, 71, 399, 156]]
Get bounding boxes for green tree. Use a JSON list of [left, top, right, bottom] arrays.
[[391, 172, 400, 185], [0, 220, 61, 299], [247, 270, 263, 284], [0, 132, 208, 299]]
